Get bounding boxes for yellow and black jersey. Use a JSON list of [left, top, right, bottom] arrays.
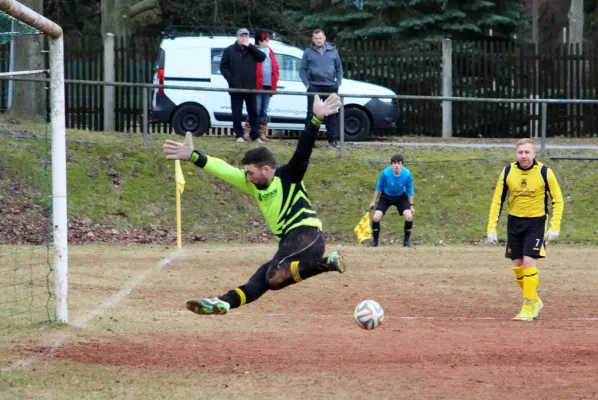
[[192, 122, 323, 239], [488, 160, 564, 233]]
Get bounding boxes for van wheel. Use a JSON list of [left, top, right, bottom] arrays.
[[172, 104, 210, 136], [344, 108, 370, 142]]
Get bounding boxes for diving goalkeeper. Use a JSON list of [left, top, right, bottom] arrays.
[[163, 94, 345, 315]]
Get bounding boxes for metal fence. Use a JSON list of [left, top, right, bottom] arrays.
[[4, 36, 597, 137], [3, 75, 598, 159]]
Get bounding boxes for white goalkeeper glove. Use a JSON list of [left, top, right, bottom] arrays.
[[313, 93, 342, 120], [163, 131, 194, 161], [487, 232, 498, 245], [545, 230, 560, 242]]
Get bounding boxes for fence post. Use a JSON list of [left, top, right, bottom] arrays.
[[541, 102, 547, 157], [442, 39, 453, 138], [339, 95, 345, 158], [142, 87, 148, 149], [103, 33, 115, 132]]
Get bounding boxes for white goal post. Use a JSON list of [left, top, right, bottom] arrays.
[[0, 0, 68, 323]]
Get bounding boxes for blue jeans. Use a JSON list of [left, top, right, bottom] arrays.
[[305, 84, 339, 143], [256, 85, 272, 124]]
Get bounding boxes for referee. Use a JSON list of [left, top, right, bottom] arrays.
[[487, 138, 564, 321], [368, 154, 415, 248]]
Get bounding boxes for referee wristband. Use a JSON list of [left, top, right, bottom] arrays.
[[311, 115, 324, 126]]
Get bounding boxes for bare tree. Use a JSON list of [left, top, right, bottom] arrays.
[[10, 0, 46, 118], [568, 0, 584, 136], [101, 0, 159, 37], [568, 0, 584, 44]]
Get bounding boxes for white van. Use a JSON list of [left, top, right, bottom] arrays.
[[151, 32, 399, 141]]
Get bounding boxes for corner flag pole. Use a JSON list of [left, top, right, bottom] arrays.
[[176, 187, 182, 249], [175, 160, 185, 249]]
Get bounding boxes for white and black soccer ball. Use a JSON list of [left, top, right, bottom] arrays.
[[354, 299, 384, 330]]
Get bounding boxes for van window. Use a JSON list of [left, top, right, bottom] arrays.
[[211, 49, 224, 75], [275, 54, 301, 82]]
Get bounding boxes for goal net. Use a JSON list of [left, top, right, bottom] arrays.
[[0, 1, 67, 328]]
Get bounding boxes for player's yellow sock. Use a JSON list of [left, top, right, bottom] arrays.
[[514, 266, 539, 302], [512, 266, 524, 290], [522, 266, 539, 312]]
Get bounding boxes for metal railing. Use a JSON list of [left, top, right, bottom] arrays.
[[2, 75, 598, 157]]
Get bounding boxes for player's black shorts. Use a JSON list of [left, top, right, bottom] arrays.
[[505, 215, 547, 260], [376, 193, 411, 216]]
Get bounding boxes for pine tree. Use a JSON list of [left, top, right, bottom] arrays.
[[286, 0, 529, 41]]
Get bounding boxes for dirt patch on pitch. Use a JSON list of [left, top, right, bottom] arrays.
[[50, 314, 598, 399]]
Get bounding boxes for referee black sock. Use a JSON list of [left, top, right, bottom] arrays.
[[404, 220, 413, 243], [372, 221, 380, 243]]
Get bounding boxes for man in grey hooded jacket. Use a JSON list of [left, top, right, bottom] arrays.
[[299, 29, 343, 148]]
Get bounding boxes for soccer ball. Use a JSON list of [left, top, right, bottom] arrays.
[[354, 300, 384, 330]]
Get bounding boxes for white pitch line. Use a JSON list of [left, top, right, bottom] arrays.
[[224, 311, 598, 321], [1, 251, 181, 373]]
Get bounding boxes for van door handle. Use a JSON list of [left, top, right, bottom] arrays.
[[277, 86, 285, 89]]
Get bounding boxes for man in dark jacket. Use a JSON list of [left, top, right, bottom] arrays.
[[299, 29, 343, 148], [220, 28, 267, 143]]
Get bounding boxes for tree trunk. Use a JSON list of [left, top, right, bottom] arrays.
[[568, 0, 584, 136], [101, 0, 159, 37], [10, 0, 46, 118], [102, 0, 131, 37]]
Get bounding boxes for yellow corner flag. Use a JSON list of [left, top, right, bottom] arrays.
[[353, 211, 373, 244], [175, 160, 185, 249], [175, 160, 185, 193]]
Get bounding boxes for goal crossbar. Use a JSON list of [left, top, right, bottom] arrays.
[[0, 0, 61, 38]]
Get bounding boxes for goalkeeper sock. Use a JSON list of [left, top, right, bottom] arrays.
[[220, 284, 266, 309], [372, 221, 380, 243], [522, 266, 539, 311], [265, 258, 333, 290]]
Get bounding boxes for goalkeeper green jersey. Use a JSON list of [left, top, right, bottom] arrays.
[[191, 123, 323, 238]]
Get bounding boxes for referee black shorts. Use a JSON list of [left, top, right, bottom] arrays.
[[376, 193, 411, 216], [505, 215, 547, 260]]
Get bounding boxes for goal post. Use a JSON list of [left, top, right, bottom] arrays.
[[0, 0, 67, 324]]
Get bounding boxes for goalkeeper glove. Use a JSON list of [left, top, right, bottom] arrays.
[[313, 93, 342, 120], [163, 131, 194, 161]]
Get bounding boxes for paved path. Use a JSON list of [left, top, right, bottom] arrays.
[[352, 142, 598, 150]]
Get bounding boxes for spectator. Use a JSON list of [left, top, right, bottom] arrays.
[[299, 29, 343, 148], [220, 28, 266, 143], [243, 29, 280, 143]]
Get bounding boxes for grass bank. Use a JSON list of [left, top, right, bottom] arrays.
[[1, 124, 597, 244]]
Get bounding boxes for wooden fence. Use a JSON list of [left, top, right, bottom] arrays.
[[1, 35, 597, 137]]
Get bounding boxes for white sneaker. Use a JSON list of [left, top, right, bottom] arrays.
[[235, 137, 245, 143]]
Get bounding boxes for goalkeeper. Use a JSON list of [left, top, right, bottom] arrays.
[[487, 138, 564, 321], [163, 94, 345, 315]]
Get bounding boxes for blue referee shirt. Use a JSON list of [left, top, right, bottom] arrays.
[[375, 166, 414, 197]]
